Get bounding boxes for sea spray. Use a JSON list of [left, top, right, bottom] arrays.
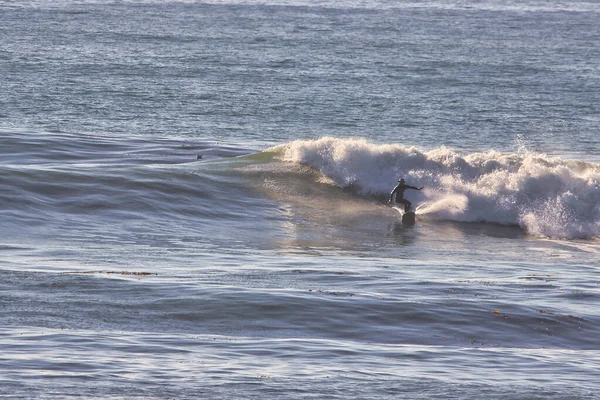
[[270, 137, 600, 239]]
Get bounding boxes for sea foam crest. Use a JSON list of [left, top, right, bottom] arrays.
[[272, 137, 600, 239]]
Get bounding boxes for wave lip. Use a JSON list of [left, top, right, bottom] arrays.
[[271, 137, 600, 240]]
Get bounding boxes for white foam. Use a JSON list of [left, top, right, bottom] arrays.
[[271, 137, 600, 239]]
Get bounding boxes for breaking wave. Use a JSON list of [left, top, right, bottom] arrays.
[[270, 137, 600, 239]]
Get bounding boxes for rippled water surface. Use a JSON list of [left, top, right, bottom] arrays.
[[1, 0, 599, 398]]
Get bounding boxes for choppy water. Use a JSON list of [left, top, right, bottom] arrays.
[[1, 1, 599, 399]]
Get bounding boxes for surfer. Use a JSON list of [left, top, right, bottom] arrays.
[[388, 178, 423, 212]]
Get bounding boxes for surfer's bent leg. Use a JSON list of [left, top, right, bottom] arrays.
[[397, 199, 411, 212]]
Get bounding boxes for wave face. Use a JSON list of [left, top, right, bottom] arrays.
[[272, 137, 600, 239], [0, 130, 284, 260]]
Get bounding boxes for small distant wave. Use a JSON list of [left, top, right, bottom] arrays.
[[24, 0, 598, 14], [269, 137, 600, 240], [0, 130, 259, 233]]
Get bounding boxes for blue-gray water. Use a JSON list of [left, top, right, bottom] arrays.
[[1, 1, 599, 398]]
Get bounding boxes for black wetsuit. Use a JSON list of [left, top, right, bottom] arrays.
[[390, 183, 420, 212]]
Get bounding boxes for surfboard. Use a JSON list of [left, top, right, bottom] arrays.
[[402, 211, 416, 225]]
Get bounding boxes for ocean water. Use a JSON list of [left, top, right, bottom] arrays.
[[1, 0, 599, 398]]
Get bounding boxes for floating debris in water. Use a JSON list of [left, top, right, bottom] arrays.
[[64, 270, 158, 276]]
